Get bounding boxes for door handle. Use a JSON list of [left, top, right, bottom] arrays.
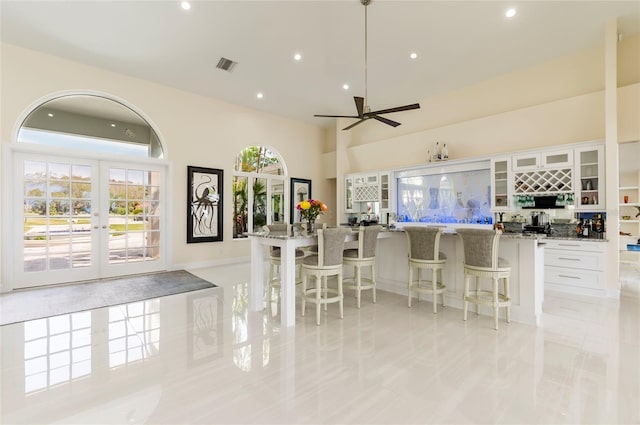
[[102, 225, 108, 229]]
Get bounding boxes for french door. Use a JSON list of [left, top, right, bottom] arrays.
[[13, 153, 167, 288]]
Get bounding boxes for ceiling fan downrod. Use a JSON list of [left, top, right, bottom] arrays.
[[312, 0, 420, 130]]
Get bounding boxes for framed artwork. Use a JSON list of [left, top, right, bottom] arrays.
[[187, 166, 223, 243], [187, 292, 223, 365], [290, 177, 312, 224]]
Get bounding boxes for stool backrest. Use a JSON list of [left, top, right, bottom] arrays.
[[405, 226, 443, 261], [263, 224, 290, 236], [357, 225, 382, 259], [456, 228, 501, 269], [317, 228, 351, 266]]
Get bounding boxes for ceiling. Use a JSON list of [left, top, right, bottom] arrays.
[[2, 1, 639, 129]]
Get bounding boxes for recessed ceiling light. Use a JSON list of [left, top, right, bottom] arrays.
[[410, 52, 418, 60], [257, 92, 264, 99], [110, 123, 116, 127], [181, 1, 191, 11], [293, 53, 302, 61], [47, 113, 54, 117], [342, 83, 350, 90], [505, 8, 516, 18]]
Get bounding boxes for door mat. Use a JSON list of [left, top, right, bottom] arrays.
[[0, 270, 216, 326]]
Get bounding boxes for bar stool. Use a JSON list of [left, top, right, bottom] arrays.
[[405, 226, 447, 313], [262, 224, 305, 303], [456, 228, 511, 330], [343, 225, 382, 308], [301, 227, 351, 325]]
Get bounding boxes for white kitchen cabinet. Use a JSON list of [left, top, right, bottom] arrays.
[[379, 171, 393, 212], [344, 176, 355, 213], [512, 149, 573, 171], [544, 239, 606, 297], [575, 145, 605, 210], [353, 173, 380, 202], [491, 157, 512, 211]]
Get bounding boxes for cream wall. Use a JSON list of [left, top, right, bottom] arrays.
[[0, 43, 329, 288], [340, 33, 640, 172]]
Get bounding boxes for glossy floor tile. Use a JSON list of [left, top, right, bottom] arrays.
[[1, 262, 639, 424]]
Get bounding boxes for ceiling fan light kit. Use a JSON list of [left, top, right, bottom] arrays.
[[314, 0, 420, 130]]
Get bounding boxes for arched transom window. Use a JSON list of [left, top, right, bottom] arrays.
[[232, 146, 287, 239]]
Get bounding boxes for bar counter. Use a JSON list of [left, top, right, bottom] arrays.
[[248, 225, 546, 328]]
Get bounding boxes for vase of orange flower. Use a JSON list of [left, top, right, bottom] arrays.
[[296, 199, 327, 234]]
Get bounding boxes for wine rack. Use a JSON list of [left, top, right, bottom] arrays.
[[514, 168, 573, 194]]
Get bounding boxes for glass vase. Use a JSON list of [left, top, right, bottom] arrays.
[[305, 220, 316, 235]]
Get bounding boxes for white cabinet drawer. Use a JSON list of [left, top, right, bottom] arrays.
[[545, 267, 604, 291], [544, 250, 605, 271], [544, 240, 605, 253]]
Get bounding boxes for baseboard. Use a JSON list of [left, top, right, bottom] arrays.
[[171, 256, 251, 271]]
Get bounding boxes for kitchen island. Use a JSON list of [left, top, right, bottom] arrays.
[[248, 226, 545, 328], [377, 226, 546, 326]]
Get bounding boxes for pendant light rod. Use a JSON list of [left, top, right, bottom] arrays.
[[364, 0, 369, 109]]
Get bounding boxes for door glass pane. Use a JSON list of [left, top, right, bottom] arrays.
[[108, 167, 161, 265], [22, 159, 94, 274], [48, 163, 70, 179]]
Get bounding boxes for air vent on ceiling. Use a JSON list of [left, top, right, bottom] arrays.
[[216, 57, 237, 72]]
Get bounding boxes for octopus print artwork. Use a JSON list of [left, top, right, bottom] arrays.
[[187, 166, 224, 243]]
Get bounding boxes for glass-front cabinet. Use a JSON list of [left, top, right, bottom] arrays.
[[575, 145, 605, 210], [379, 171, 392, 211], [490, 158, 511, 211], [344, 176, 354, 212], [512, 149, 573, 171]]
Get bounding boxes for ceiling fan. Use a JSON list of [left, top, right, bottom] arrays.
[[314, 0, 420, 131]]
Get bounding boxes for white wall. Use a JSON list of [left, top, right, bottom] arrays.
[[0, 43, 330, 288]]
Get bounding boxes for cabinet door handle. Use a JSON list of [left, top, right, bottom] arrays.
[[558, 257, 580, 261], [558, 243, 580, 247], [559, 274, 581, 280]]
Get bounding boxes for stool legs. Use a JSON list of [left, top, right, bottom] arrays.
[[371, 264, 376, 304], [301, 274, 307, 317], [408, 266, 413, 308], [355, 264, 362, 309], [338, 270, 344, 319], [505, 276, 511, 323], [431, 269, 444, 314], [463, 273, 470, 321], [316, 276, 322, 325], [492, 277, 499, 330]]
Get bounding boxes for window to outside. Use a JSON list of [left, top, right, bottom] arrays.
[[17, 95, 164, 159], [232, 146, 286, 239]]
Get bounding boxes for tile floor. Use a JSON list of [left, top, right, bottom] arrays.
[[1, 262, 639, 424]]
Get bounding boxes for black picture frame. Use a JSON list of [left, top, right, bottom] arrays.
[[187, 166, 223, 243], [290, 177, 312, 224]]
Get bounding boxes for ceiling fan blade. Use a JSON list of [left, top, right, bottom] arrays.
[[342, 119, 367, 131], [314, 114, 361, 118], [354, 96, 365, 117], [372, 115, 401, 127], [367, 103, 421, 116]]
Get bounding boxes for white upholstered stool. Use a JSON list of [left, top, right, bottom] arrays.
[[404, 226, 447, 313], [456, 228, 511, 330], [301, 227, 351, 325], [343, 225, 382, 308]]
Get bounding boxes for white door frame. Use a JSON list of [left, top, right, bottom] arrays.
[[2, 143, 172, 292]]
